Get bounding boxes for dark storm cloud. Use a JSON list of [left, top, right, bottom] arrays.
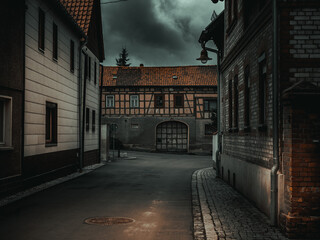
[[101, 0, 224, 66], [102, 0, 185, 51]]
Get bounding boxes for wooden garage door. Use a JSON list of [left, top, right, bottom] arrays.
[[156, 121, 188, 152]]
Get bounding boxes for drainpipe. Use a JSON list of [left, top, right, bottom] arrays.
[[271, 0, 279, 226], [216, 51, 221, 178], [78, 38, 87, 172], [98, 64, 104, 161], [202, 45, 221, 178], [81, 48, 89, 171]]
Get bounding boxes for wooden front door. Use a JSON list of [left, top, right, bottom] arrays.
[[156, 121, 188, 152]]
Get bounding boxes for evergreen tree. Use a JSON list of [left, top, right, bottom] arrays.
[[116, 47, 131, 66]]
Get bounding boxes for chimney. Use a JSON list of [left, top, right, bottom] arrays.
[[140, 63, 144, 67]]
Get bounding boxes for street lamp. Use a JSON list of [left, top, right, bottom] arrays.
[[197, 44, 221, 178], [196, 48, 212, 64]]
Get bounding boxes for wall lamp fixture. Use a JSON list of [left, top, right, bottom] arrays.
[[196, 48, 212, 64]]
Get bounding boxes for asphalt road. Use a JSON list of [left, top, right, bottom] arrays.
[[0, 151, 211, 240]]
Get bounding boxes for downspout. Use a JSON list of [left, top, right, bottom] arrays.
[[78, 38, 87, 173], [98, 64, 104, 162], [216, 51, 221, 178], [271, 0, 279, 226], [201, 44, 221, 178], [81, 48, 88, 171], [22, 3, 27, 176]]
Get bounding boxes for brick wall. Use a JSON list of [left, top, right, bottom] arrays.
[[279, 2, 320, 238], [281, 96, 320, 238], [221, 10, 273, 168]]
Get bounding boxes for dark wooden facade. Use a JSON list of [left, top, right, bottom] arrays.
[[0, 1, 25, 196]]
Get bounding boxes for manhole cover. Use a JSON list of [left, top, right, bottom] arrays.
[[84, 217, 134, 226]]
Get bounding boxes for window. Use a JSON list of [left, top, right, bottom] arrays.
[[88, 57, 91, 81], [130, 95, 139, 108], [228, 79, 233, 130], [228, 0, 232, 25], [46, 102, 57, 145], [233, 75, 239, 129], [94, 62, 97, 84], [174, 94, 184, 108], [53, 22, 58, 60], [258, 52, 267, 127], [84, 54, 88, 79], [38, 8, 45, 51], [86, 108, 89, 132], [204, 99, 217, 112], [131, 124, 139, 129], [228, 0, 238, 28], [244, 0, 267, 28], [92, 110, 95, 132], [0, 96, 12, 147], [205, 124, 216, 135], [70, 40, 74, 72], [106, 95, 114, 108], [233, 0, 238, 20], [154, 94, 165, 108], [244, 65, 250, 128]]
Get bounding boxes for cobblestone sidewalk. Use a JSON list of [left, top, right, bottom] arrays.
[[192, 168, 288, 240]]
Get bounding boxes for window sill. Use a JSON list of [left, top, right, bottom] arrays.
[[0, 146, 14, 151], [244, 126, 251, 132], [232, 127, 239, 133], [45, 143, 57, 147], [258, 124, 268, 131], [53, 58, 58, 62], [38, 47, 45, 54]]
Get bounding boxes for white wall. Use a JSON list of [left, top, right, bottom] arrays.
[[221, 154, 271, 216], [24, 0, 80, 157], [82, 49, 100, 152]]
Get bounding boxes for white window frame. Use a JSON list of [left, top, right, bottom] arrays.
[[0, 96, 12, 148], [130, 95, 139, 108], [106, 95, 114, 108]]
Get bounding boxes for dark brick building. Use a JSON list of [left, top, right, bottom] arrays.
[[101, 65, 217, 154], [200, 0, 320, 238]]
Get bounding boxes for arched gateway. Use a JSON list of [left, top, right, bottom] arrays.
[[156, 121, 188, 152]]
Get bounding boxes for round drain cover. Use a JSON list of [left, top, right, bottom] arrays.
[[84, 217, 134, 226]]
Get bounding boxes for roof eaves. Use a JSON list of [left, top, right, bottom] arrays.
[[49, 0, 86, 39]]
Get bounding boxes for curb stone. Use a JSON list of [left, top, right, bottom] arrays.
[[0, 162, 105, 207]]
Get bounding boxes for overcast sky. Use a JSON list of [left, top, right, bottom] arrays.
[[101, 0, 224, 67]]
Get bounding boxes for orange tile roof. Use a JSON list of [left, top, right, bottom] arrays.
[[102, 66, 217, 87], [103, 65, 217, 86], [59, 0, 94, 35]]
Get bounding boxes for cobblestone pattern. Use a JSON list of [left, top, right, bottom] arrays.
[[193, 168, 289, 240], [192, 169, 206, 240]]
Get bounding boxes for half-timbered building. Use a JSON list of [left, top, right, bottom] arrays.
[[101, 65, 217, 153]]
